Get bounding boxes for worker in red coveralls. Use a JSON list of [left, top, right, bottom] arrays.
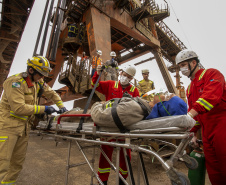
[[175, 49, 226, 185], [91, 65, 139, 185]]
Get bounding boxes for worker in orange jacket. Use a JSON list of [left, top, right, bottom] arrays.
[[91, 65, 139, 184], [91, 50, 102, 77], [176, 49, 226, 185], [0, 56, 68, 185]]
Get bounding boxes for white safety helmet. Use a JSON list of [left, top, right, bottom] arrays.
[[110, 51, 116, 57], [142, 69, 149, 74], [175, 49, 198, 65], [82, 51, 86, 55], [96, 50, 102, 56], [123, 65, 136, 77]]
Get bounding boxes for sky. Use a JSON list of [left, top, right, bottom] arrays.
[[5, 0, 226, 110]]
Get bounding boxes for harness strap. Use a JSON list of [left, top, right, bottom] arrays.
[[111, 98, 129, 133], [133, 98, 150, 119]]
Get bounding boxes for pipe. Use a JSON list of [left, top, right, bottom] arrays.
[[33, 0, 50, 56], [50, 0, 66, 61], [40, 0, 55, 55], [46, 0, 61, 58]]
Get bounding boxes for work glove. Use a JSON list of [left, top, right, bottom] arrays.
[[58, 107, 68, 114], [44, 106, 57, 114], [96, 65, 102, 75]]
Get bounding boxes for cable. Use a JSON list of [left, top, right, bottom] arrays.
[[168, 0, 193, 49]]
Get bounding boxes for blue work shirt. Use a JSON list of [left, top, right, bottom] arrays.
[[146, 96, 187, 119]]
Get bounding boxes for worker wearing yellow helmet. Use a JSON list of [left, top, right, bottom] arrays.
[[0, 56, 68, 184], [137, 69, 155, 101]]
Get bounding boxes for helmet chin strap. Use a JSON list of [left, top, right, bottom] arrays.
[[188, 61, 198, 78], [28, 68, 38, 81]]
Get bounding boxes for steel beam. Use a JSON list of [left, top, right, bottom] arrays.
[[85, 7, 111, 63], [153, 48, 178, 95], [0, 30, 20, 42], [39, 86, 85, 105]]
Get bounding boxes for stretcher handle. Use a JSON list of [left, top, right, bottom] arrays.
[[57, 114, 91, 125], [77, 69, 103, 133]]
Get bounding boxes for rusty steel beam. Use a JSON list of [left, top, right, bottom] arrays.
[[0, 30, 20, 42], [85, 7, 111, 63], [39, 86, 85, 105], [153, 48, 178, 95], [134, 56, 155, 66], [118, 44, 151, 64]]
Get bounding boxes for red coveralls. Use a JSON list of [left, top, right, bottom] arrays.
[[91, 71, 139, 182], [188, 68, 226, 185]]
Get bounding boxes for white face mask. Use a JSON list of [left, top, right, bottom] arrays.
[[180, 66, 190, 77], [120, 75, 130, 85]]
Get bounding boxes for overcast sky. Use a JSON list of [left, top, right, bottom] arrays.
[[6, 0, 226, 110]]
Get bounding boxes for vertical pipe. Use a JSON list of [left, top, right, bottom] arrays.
[[33, 0, 49, 56], [115, 147, 120, 185], [40, 0, 55, 55], [46, 0, 61, 58], [50, 0, 66, 61]]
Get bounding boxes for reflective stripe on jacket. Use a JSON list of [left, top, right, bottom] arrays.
[[92, 56, 102, 69], [187, 68, 226, 134], [0, 73, 64, 130]]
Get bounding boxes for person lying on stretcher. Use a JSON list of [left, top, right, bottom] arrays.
[[146, 88, 187, 119]]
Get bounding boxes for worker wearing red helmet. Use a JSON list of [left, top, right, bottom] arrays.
[[175, 49, 226, 185], [91, 64, 139, 185], [0, 56, 68, 185]]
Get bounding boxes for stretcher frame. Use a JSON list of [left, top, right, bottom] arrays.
[[38, 114, 195, 185]]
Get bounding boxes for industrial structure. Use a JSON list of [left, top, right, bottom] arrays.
[[0, 0, 188, 103]]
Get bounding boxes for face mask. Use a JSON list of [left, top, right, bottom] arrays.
[[120, 75, 130, 85], [180, 66, 190, 77]]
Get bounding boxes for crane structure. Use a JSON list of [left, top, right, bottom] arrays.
[[0, 0, 188, 104]]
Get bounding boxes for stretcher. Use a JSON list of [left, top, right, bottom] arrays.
[[37, 114, 197, 185]]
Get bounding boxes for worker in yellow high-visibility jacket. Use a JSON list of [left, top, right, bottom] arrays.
[[137, 69, 155, 101], [0, 56, 68, 185]]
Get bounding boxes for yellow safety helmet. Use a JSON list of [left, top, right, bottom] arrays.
[[27, 56, 52, 77]]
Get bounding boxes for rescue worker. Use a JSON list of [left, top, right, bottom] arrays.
[[78, 22, 85, 43], [67, 23, 78, 38], [80, 51, 88, 69], [91, 50, 102, 77], [0, 56, 68, 185], [104, 51, 119, 81], [175, 49, 226, 185], [91, 65, 139, 185], [137, 69, 155, 101]]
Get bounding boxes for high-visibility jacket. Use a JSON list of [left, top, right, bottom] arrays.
[[0, 73, 64, 135], [92, 56, 102, 69], [91, 71, 139, 101], [138, 79, 155, 101], [187, 69, 226, 185], [68, 23, 78, 37]]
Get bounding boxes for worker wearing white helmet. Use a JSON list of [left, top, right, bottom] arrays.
[[176, 49, 226, 185], [91, 64, 139, 184], [91, 50, 102, 77], [104, 51, 119, 81], [137, 69, 155, 101]]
